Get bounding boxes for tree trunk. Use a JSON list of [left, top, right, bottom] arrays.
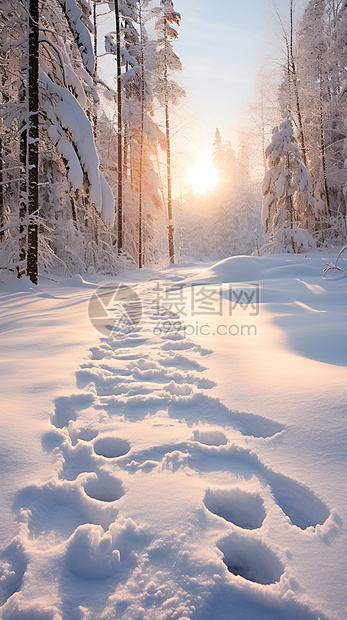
[[165, 96, 174, 263], [114, 0, 123, 252], [0, 129, 4, 240], [26, 0, 39, 284], [0, 54, 7, 240], [93, 0, 98, 138], [123, 121, 128, 178], [319, 59, 331, 218], [123, 63, 129, 178], [163, 17, 174, 264], [18, 79, 27, 277], [138, 4, 145, 269], [289, 0, 307, 167]]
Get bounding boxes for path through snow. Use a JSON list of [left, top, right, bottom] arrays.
[[0, 256, 346, 619]]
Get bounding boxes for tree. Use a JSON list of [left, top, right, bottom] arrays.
[[154, 0, 184, 263], [109, 0, 138, 253], [0, 0, 116, 280], [212, 128, 236, 192], [27, 0, 39, 284], [297, 0, 331, 218], [262, 113, 315, 253]]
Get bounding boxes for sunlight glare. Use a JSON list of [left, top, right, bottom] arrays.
[[187, 160, 218, 195]]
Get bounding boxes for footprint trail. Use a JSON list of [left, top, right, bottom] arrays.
[[0, 277, 335, 620]]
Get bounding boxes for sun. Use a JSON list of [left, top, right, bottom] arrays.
[[187, 159, 219, 195]]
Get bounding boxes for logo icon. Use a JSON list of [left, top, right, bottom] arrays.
[[89, 284, 142, 336]]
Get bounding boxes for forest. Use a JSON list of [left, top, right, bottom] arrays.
[[1, 0, 347, 283], [0, 3, 346, 620]]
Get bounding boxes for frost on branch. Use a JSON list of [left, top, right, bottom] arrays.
[[42, 71, 114, 227], [57, 0, 95, 74]]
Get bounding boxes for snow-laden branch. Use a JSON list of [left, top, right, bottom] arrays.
[[56, 0, 95, 74], [41, 70, 114, 227], [323, 245, 347, 277]]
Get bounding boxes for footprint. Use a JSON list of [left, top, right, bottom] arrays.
[[228, 410, 285, 439], [51, 393, 95, 429], [267, 471, 330, 530], [165, 382, 193, 396], [70, 426, 99, 445], [204, 488, 266, 530], [89, 345, 113, 361], [83, 471, 124, 503], [192, 428, 228, 446], [0, 540, 28, 605], [160, 353, 207, 371], [217, 532, 284, 585], [93, 436, 131, 459], [161, 341, 195, 351]]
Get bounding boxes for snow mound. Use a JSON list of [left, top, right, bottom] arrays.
[[66, 524, 121, 579]]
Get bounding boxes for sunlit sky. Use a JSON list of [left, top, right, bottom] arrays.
[[98, 0, 304, 196], [172, 0, 291, 194]]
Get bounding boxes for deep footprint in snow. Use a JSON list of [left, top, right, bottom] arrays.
[[0, 540, 28, 606], [217, 532, 284, 585], [193, 428, 228, 446], [93, 436, 131, 459], [83, 471, 125, 503], [51, 392, 95, 429], [203, 487, 266, 530], [267, 470, 330, 530], [167, 392, 284, 439]]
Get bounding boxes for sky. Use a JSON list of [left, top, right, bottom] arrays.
[[97, 0, 294, 196], [170, 0, 289, 193]]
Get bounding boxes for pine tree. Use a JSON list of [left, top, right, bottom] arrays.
[[154, 0, 184, 263], [297, 0, 331, 219], [104, 2, 167, 267], [262, 113, 315, 253]]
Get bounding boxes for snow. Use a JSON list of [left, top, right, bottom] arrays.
[[57, 0, 95, 74], [42, 71, 115, 227], [0, 252, 347, 619]]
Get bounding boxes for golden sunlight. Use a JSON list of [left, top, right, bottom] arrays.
[[187, 159, 219, 195]]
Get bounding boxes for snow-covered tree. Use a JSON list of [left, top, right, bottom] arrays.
[[102, 2, 167, 268], [154, 0, 185, 263], [0, 0, 116, 280], [297, 0, 331, 219], [262, 114, 315, 253]]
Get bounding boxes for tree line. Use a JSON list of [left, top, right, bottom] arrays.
[[262, 0, 347, 253], [0, 0, 184, 282]]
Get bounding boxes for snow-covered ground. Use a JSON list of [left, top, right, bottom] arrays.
[[0, 252, 346, 620]]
